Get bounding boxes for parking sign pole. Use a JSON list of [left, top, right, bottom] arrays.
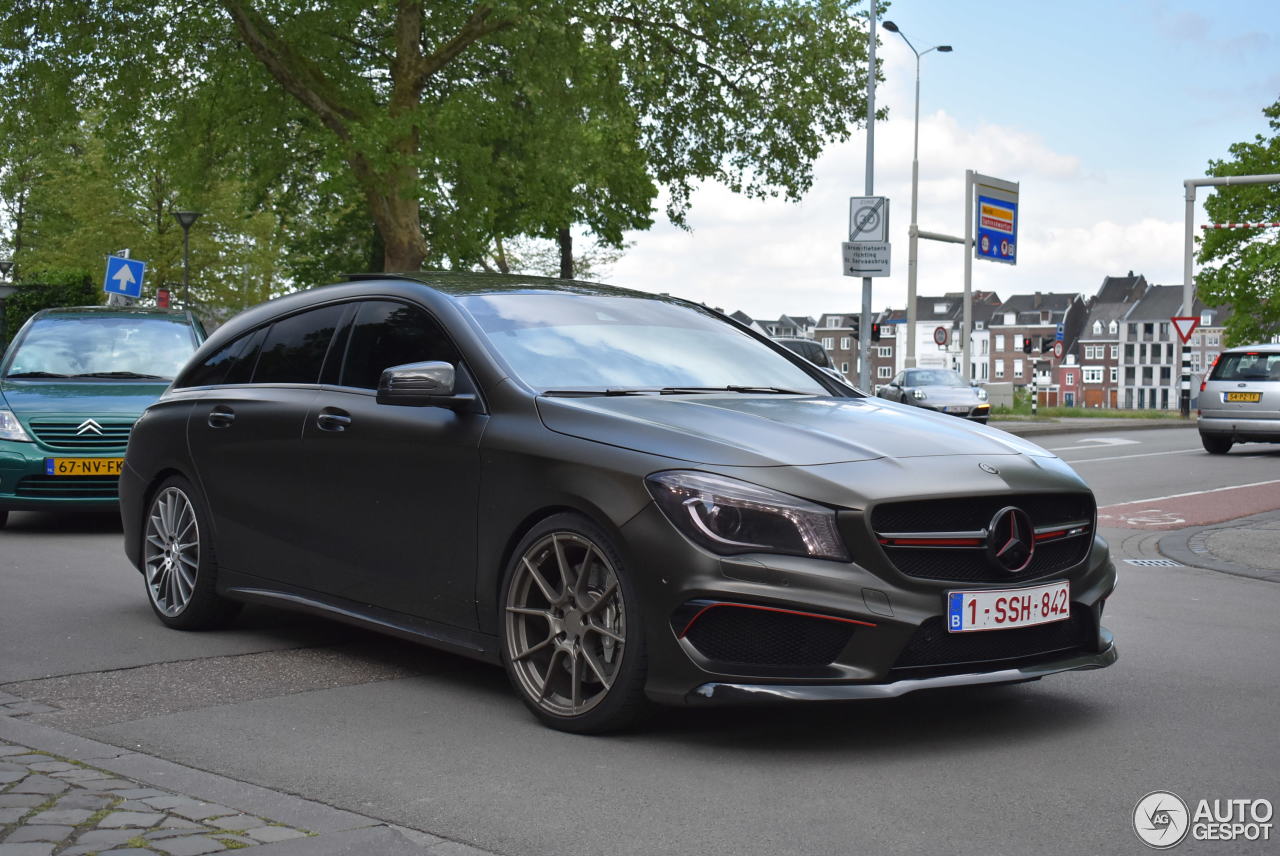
[[962, 170, 973, 383], [858, 0, 877, 392]]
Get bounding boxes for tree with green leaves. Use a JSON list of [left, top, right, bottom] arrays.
[[3, 1, 878, 277], [1197, 97, 1280, 346]]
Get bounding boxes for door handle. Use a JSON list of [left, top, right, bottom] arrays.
[[316, 409, 352, 432], [207, 407, 235, 428]]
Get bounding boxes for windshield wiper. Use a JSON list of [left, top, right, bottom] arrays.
[[72, 371, 167, 379], [4, 371, 72, 378], [659, 385, 811, 395], [541, 388, 660, 397]]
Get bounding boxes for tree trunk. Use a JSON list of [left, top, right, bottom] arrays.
[[558, 226, 573, 279]]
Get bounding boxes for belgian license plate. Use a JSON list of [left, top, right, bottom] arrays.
[[44, 458, 123, 477], [946, 581, 1070, 632], [1225, 392, 1261, 402]]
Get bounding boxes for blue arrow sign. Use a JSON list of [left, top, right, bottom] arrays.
[[103, 256, 146, 299], [1056, 323, 1065, 341]]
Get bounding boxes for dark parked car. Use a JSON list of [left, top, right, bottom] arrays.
[[774, 337, 847, 383], [120, 273, 1116, 733], [0, 306, 204, 528], [877, 368, 991, 423]]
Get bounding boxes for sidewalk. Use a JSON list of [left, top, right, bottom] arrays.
[[991, 416, 1191, 438], [0, 717, 496, 856], [1158, 508, 1280, 583]]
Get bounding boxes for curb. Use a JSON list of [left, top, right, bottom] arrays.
[[1157, 509, 1280, 584], [0, 715, 502, 856], [993, 420, 1192, 438]]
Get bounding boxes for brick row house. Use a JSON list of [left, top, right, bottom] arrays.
[[1061, 272, 1149, 408], [987, 292, 1090, 398]]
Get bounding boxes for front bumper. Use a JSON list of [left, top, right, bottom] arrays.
[[687, 630, 1116, 704], [622, 498, 1118, 707], [0, 441, 123, 511]]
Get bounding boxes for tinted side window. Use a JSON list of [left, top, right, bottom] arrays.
[[252, 305, 346, 385], [176, 328, 264, 388], [339, 301, 459, 390]]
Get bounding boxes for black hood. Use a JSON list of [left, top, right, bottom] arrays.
[[536, 394, 1051, 467]]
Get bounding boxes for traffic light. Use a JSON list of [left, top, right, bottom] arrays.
[[870, 323, 881, 342], [850, 317, 860, 339], [1022, 336, 1032, 354]]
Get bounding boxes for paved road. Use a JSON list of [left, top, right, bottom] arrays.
[[2, 428, 1277, 855]]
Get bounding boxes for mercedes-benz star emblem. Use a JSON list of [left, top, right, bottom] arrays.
[[986, 506, 1035, 573], [75, 419, 105, 436]]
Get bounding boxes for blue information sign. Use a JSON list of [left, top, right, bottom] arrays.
[[103, 256, 146, 299], [1055, 323, 1065, 341], [975, 195, 1018, 265]]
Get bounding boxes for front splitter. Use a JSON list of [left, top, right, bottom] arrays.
[[686, 631, 1117, 705]]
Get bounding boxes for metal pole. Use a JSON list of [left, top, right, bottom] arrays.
[[906, 51, 920, 370], [858, 0, 876, 392], [181, 224, 191, 309], [962, 169, 973, 384], [1179, 173, 1280, 416]]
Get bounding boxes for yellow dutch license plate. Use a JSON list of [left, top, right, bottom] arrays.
[[1225, 392, 1261, 403], [44, 458, 123, 477]]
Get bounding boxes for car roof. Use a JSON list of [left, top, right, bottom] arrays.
[[1220, 343, 1280, 355], [33, 306, 195, 321], [345, 270, 660, 300]]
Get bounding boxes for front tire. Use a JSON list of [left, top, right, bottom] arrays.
[[1200, 433, 1233, 455], [500, 513, 649, 733], [142, 476, 240, 630]]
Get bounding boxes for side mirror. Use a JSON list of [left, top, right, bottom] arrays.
[[376, 361, 476, 410]]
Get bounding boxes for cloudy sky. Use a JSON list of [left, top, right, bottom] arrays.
[[608, 0, 1280, 320]]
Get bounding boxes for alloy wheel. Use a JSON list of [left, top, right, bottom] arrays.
[[144, 487, 200, 617], [504, 532, 626, 718]]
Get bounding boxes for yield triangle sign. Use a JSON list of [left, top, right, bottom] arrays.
[[1171, 316, 1200, 344]]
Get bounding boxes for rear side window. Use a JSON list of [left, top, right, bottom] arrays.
[[253, 304, 346, 385], [338, 301, 458, 390], [1210, 352, 1280, 381], [176, 328, 265, 388]]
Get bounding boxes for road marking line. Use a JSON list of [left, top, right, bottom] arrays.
[[1046, 437, 1142, 450], [1061, 448, 1201, 464], [1098, 479, 1280, 508]]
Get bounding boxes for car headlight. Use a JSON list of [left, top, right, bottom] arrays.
[[912, 389, 926, 400], [976, 387, 988, 401], [645, 471, 849, 562], [0, 409, 32, 442]]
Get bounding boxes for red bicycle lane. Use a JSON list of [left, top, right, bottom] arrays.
[[1096, 479, 1280, 530]]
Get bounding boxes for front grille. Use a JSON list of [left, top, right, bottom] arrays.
[[872, 493, 1094, 584], [15, 475, 119, 499], [889, 605, 1095, 678], [28, 418, 135, 452], [871, 493, 1094, 534], [683, 606, 855, 667]]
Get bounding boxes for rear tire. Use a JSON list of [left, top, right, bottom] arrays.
[[142, 475, 241, 630], [1200, 434, 1233, 455], [499, 513, 650, 733]]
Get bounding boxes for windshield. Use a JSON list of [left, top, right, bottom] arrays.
[[459, 293, 827, 394], [1210, 352, 1280, 381], [4, 315, 199, 380], [906, 369, 966, 387]]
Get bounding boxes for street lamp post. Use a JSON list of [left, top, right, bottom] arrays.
[[172, 210, 202, 308], [883, 21, 951, 370], [0, 259, 14, 349]]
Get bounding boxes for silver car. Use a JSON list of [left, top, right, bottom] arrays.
[[1198, 343, 1280, 454], [877, 368, 991, 424]]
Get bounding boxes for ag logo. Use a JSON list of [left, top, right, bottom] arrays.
[[1133, 791, 1190, 849]]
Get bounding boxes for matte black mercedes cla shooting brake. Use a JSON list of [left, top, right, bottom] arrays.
[[120, 272, 1117, 733]]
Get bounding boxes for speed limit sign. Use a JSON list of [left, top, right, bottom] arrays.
[[1052, 340, 1064, 359]]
